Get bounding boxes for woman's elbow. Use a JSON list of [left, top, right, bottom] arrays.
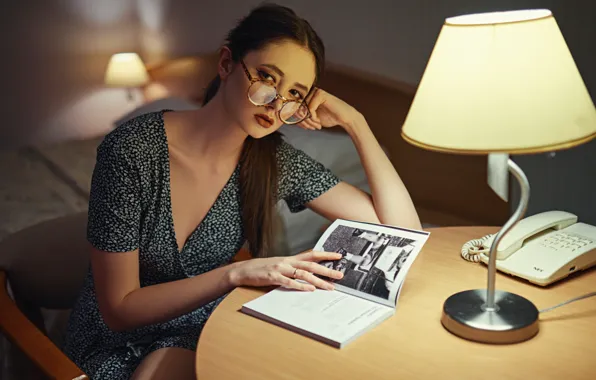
[[101, 310, 129, 332], [97, 302, 131, 332], [406, 216, 423, 231]]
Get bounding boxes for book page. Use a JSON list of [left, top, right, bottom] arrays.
[[313, 219, 430, 308], [242, 287, 394, 345]]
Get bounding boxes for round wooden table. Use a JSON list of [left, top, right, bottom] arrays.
[[196, 226, 596, 380]]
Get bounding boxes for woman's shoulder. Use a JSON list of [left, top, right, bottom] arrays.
[[98, 110, 167, 163], [275, 137, 325, 167], [275, 137, 336, 178], [275, 138, 305, 161]]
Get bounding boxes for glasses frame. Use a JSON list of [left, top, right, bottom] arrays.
[[240, 60, 311, 125]]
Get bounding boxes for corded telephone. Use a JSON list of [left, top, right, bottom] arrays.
[[461, 210, 596, 286]]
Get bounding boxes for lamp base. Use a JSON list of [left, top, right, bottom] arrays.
[[441, 289, 539, 344]]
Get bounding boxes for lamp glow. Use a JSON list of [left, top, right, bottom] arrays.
[[104, 52, 150, 88]]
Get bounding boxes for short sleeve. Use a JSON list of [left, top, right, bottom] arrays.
[[277, 140, 341, 213], [87, 138, 141, 252]]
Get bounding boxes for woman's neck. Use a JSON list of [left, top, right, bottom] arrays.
[[169, 94, 247, 164]]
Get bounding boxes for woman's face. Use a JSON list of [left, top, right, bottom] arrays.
[[220, 40, 317, 138]]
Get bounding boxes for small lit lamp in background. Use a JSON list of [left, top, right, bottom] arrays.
[[104, 52, 150, 103], [401, 9, 596, 343]]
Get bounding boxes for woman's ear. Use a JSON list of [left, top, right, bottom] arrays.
[[218, 46, 234, 80]]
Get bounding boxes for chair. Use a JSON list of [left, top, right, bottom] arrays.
[[0, 212, 90, 380], [0, 211, 253, 380]]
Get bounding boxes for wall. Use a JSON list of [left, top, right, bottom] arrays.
[[144, 0, 595, 90], [2, 0, 145, 148]]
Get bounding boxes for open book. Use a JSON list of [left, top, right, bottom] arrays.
[[241, 219, 431, 348]]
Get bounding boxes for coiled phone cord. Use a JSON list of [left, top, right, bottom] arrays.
[[460, 235, 596, 313], [461, 234, 494, 263]]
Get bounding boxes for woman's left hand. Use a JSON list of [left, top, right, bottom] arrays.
[[297, 88, 360, 131]]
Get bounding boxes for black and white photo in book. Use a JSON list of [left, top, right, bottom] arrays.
[[316, 220, 428, 305]]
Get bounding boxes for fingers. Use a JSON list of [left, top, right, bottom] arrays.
[[305, 86, 319, 103], [292, 267, 336, 291], [258, 250, 345, 292], [296, 116, 321, 131], [296, 87, 325, 131], [306, 88, 324, 124], [272, 271, 316, 292], [302, 118, 321, 130], [296, 120, 314, 131], [295, 250, 343, 262], [293, 261, 344, 282]]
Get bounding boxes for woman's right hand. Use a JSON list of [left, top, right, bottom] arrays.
[[227, 250, 345, 291]]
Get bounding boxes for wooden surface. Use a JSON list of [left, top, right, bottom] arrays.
[[196, 226, 596, 380], [0, 271, 88, 380]]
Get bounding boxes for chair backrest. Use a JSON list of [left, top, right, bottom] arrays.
[[0, 211, 90, 310]]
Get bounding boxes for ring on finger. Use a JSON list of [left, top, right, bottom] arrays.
[[292, 268, 298, 278]]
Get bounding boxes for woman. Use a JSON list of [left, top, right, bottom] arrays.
[[64, 3, 420, 380]]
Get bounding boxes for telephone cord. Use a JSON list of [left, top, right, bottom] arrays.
[[460, 234, 494, 262], [538, 291, 596, 313], [460, 236, 595, 314]]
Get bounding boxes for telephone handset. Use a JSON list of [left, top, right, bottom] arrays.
[[462, 211, 596, 286]]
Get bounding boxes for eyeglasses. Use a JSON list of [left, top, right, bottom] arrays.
[[240, 60, 311, 125]]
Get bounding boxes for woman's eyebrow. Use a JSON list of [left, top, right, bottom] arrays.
[[261, 63, 309, 93]]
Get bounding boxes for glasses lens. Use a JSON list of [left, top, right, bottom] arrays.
[[248, 81, 276, 105], [281, 102, 309, 124]]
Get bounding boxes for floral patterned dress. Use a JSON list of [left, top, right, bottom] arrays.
[[63, 110, 341, 379]]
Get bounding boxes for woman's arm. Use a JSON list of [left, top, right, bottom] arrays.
[[91, 248, 235, 332], [92, 247, 343, 332], [299, 89, 422, 230]]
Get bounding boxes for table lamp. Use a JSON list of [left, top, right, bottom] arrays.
[[401, 9, 596, 344], [104, 52, 150, 101]]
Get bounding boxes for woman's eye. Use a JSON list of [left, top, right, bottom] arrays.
[[257, 70, 275, 82], [290, 89, 304, 99]]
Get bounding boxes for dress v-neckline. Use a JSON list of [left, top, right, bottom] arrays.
[[159, 110, 240, 255]]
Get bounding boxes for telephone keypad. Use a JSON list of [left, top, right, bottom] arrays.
[[541, 232, 594, 252]]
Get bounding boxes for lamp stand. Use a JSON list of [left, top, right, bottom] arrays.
[[440, 158, 539, 344]]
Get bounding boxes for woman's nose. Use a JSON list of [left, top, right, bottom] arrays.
[[269, 96, 284, 111]]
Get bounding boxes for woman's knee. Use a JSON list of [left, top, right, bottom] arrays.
[[131, 347, 195, 380]]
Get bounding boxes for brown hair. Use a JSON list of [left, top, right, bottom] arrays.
[[202, 3, 325, 257]]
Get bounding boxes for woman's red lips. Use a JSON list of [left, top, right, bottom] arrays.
[[255, 114, 274, 128]]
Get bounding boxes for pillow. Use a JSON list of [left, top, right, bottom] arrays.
[[114, 96, 200, 127]]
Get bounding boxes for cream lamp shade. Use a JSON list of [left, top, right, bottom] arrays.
[[401, 9, 596, 154], [104, 52, 150, 87]]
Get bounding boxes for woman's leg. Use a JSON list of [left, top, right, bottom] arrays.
[[131, 347, 195, 380]]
